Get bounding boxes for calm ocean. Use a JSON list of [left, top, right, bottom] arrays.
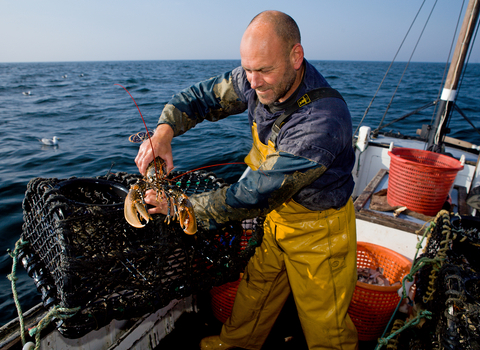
[[0, 59, 479, 326]]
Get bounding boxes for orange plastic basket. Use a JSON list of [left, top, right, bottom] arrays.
[[210, 229, 254, 323], [348, 242, 412, 341], [211, 242, 412, 341], [387, 148, 463, 216], [210, 277, 241, 324]]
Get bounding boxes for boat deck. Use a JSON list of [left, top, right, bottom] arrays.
[[156, 292, 378, 350]]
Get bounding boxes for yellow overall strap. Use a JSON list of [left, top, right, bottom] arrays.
[[244, 122, 276, 171]]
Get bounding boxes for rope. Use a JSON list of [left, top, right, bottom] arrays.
[[375, 310, 433, 349], [7, 238, 80, 349], [375, 210, 449, 348], [385, 319, 404, 350], [7, 238, 30, 346], [28, 305, 81, 350], [372, 209, 479, 349], [423, 212, 452, 303]]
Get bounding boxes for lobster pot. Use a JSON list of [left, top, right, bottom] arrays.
[[21, 171, 264, 339], [397, 212, 480, 349], [387, 148, 463, 216]]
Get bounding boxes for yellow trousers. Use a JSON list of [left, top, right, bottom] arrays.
[[220, 199, 358, 350]]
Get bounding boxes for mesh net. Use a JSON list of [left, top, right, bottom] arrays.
[[387, 211, 480, 350], [20, 171, 264, 338]]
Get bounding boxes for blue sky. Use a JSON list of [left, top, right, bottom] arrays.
[[2, 0, 479, 63]]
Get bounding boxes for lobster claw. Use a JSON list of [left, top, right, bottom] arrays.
[[124, 183, 152, 228], [177, 194, 197, 235]]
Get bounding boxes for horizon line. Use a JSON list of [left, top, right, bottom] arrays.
[[1, 58, 475, 65]]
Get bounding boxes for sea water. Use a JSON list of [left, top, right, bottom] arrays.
[[1, 59, 479, 326]]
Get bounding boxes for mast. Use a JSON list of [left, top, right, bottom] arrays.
[[427, 0, 480, 151]]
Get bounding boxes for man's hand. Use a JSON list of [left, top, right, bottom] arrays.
[[135, 124, 175, 175], [143, 189, 169, 215]]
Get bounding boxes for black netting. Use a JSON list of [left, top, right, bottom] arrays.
[[20, 171, 263, 338], [389, 211, 480, 350]]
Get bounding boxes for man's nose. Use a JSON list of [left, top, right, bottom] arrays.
[[250, 72, 262, 89]]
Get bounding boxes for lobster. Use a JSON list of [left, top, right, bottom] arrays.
[[116, 84, 197, 234], [124, 156, 197, 235]]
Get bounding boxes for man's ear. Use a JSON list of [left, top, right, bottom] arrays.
[[290, 43, 304, 70]]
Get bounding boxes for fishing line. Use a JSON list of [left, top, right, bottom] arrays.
[[115, 84, 160, 179], [115, 84, 248, 183]]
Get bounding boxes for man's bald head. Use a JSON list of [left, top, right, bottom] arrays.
[[248, 11, 301, 53], [240, 11, 304, 104]]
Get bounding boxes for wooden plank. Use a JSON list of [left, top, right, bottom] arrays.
[[354, 168, 428, 235], [355, 209, 425, 235], [0, 303, 49, 350], [354, 168, 388, 211], [455, 185, 470, 216], [444, 135, 477, 149]]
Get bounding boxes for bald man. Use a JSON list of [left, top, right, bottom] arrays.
[[135, 11, 358, 350]]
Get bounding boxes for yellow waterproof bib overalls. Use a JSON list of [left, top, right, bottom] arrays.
[[220, 119, 358, 349]]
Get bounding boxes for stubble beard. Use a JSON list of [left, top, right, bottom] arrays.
[[256, 66, 297, 106]]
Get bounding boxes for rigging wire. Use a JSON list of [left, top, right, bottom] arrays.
[[453, 104, 480, 138], [353, 0, 427, 138], [372, 0, 438, 137], [372, 101, 436, 134]]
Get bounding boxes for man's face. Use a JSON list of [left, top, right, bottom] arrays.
[[240, 31, 297, 105]]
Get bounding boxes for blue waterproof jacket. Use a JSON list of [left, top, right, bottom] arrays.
[[157, 59, 355, 229]]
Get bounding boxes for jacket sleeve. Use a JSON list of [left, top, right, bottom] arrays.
[[157, 70, 248, 136], [189, 150, 327, 229]]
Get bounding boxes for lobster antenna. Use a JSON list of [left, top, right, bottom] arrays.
[[106, 161, 115, 176], [170, 162, 247, 181], [115, 84, 159, 177]]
